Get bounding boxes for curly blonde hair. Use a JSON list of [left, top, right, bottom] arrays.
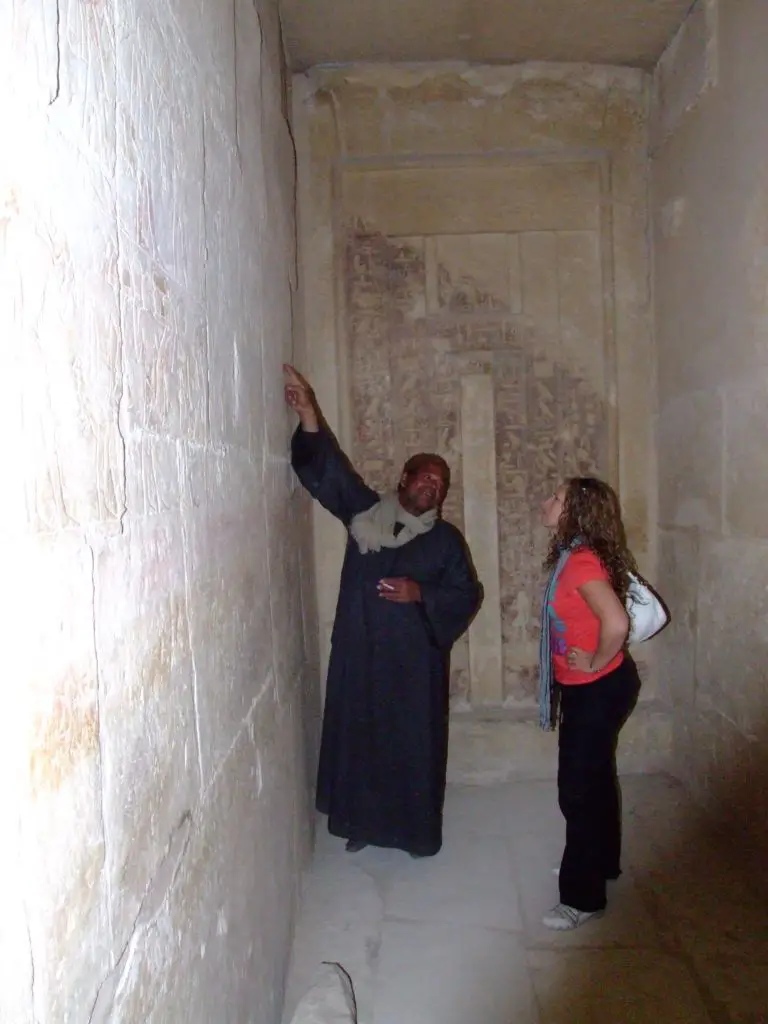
[[544, 477, 638, 602]]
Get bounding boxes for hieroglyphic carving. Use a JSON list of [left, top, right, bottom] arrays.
[[346, 229, 608, 705], [346, 234, 396, 483]]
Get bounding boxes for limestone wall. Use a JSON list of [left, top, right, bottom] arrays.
[[293, 63, 666, 779], [0, 1, 318, 1021], [651, 0, 768, 851]]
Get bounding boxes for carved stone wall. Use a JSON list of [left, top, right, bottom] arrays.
[[0, 1, 318, 1020], [653, 0, 768, 861], [294, 63, 669, 776], [346, 226, 607, 707]]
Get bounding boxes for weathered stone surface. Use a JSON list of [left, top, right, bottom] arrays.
[[695, 538, 768, 739], [119, 240, 210, 444], [462, 374, 504, 705], [653, 0, 768, 403], [294, 63, 655, 748], [204, 124, 263, 452], [1, 0, 317, 1021], [655, 529, 698, 709], [652, 0, 718, 146], [343, 163, 602, 236], [657, 388, 723, 531], [0, 118, 125, 534], [447, 704, 673, 783], [723, 377, 768, 539], [181, 471, 275, 786], [0, 843, 34, 1023], [287, 963, 357, 1024], [116, 0, 206, 296], [280, 0, 692, 70], [652, 0, 768, 860], [282, 839, 384, 1023], [94, 519, 201, 950], [671, 708, 768, 867], [0, 534, 111, 1021], [341, 226, 612, 706], [529, 949, 714, 1023], [92, 696, 306, 1024]]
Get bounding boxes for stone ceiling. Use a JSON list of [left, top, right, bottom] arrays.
[[280, 0, 692, 71]]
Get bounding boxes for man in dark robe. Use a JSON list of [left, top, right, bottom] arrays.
[[284, 364, 480, 858]]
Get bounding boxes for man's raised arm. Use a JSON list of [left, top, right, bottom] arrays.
[[284, 364, 377, 525]]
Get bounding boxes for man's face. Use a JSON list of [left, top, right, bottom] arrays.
[[398, 462, 448, 515]]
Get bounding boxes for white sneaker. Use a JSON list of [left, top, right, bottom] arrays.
[[542, 903, 602, 931]]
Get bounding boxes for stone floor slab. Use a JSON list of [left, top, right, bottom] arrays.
[[442, 779, 561, 840], [373, 921, 537, 1024], [384, 833, 522, 930], [283, 775, 764, 1024], [528, 949, 714, 1023]]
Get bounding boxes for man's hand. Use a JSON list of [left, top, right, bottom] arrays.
[[284, 364, 319, 432], [377, 578, 422, 603]]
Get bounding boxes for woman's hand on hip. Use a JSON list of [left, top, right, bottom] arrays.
[[566, 647, 595, 673]]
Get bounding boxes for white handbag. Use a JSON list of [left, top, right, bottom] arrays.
[[626, 573, 668, 644]]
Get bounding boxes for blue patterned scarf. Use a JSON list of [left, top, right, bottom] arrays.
[[539, 544, 574, 730]]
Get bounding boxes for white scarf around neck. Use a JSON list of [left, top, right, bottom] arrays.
[[349, 492, 437, 554]]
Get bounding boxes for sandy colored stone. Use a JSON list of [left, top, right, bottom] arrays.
[[528, 949, 713, 1022], [0, 534, 111, 1021], [287, 777, 762, 1024], [657, 388, 723, 531], [1, 1, 317, 1021], [447, 703, 672, 783], [5, 1, 768, 1021], [652, 0, 718, 145], [287, 964, 357, 1024], [281, 0, 692, 70], [295, 62, 655, 731], [695, 537, 768, 738], [653, 0, 768, 869], [98, 701, 304, 1024], [94, 519, 201, 949], [655, 529, 698, 708], [0, 119, 125, 534], [343, 162, 601, 236], [461, 374, 503, 704], [724, 378, 768, 538], [689, 957, 768, 1022]]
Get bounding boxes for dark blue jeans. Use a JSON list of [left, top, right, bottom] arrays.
[[557, 657, 641, 913]]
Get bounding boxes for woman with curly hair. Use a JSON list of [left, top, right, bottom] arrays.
[[538, 477, 641, 931]]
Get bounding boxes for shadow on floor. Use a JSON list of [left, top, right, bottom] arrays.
[[283, 726, 768, 1024]]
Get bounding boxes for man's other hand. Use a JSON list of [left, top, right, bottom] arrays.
[[377, 578, 422, 603]]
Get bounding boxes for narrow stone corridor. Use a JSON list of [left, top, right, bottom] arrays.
[[284, 776, 768, 1023], [4, 0, 768, 1019]]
